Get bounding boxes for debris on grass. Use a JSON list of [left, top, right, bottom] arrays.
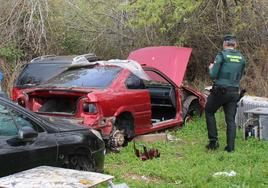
[[108, 180, 129, 188], [133, 142, 160, 161], [175, 153, 184, 158], [167, 134, 182, 142], [213, 170, 237, 177], [174, 180, 183, 185], [124, 173, 161, 183], [141, 176, 148, 181]]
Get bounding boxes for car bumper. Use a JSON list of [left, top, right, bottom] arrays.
[[92, 146, 105, 172]]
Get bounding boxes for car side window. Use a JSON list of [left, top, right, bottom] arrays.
[[10, 110, 44, 133], [144, 70, 171, 86], [0, 104, 43, 136], [0, 104, 18, 136], [125, 74, 145, 89]]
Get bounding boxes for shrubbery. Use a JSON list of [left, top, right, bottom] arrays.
[[0, 0, 267, 96]]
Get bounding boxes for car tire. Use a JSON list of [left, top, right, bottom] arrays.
[[68, 155, 94, 171], [183, 98, 201, 125]]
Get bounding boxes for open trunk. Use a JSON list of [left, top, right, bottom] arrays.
[[26, 90, 87, 115], [38, 97, 79, 114]]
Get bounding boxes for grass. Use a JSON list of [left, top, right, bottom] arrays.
[[98, 112, 268, 188]]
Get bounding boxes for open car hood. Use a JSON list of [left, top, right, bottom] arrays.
[[128, 46, 192, 87]]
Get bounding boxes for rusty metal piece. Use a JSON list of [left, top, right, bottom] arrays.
[[133, 142, 160, 161]]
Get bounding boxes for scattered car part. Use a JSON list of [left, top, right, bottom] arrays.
[[108, 129, 126, 151], [133, 142, 160, 161]]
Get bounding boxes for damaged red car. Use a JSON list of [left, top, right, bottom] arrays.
[[15, 47, 206, 149]]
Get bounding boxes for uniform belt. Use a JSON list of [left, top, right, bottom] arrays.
[[224, 87, 239, 92], [213, 85, 239, 92]]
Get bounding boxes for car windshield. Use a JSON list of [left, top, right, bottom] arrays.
[[16, 63, 68, 87], [42, 66, 122, 88]]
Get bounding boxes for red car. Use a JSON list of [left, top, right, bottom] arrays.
[[16, 47, 206, 149]]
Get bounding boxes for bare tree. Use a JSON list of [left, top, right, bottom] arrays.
[[0, 0, 50, 55]]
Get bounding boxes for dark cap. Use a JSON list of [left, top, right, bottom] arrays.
[[223, 34, 236, 42]]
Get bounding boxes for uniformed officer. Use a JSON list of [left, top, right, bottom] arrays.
[[205, 34, 246, 152]]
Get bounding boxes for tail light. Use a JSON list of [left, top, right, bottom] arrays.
[[11, 87, 19, 101], [17, 98, 26, 108], [83, 103, 97, 114]]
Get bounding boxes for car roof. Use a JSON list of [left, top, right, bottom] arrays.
[[30, 56, 74, 64], [66, 59, 150, 80], [29, 53, 98, 64]]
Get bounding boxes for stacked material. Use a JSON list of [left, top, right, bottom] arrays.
[[236, 96, 268, 127]]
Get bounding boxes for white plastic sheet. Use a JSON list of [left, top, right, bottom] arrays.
[[71, 58, 150, 81], [213, 170, 237, 177]]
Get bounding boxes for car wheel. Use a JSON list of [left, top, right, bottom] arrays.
[[183, 99, 201, 125], [109, 114, 134, 151], [109, 129, 126, 152], [68, 155, 94, 171]]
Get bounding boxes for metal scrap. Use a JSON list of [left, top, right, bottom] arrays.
[[133, 142, 160, 161]]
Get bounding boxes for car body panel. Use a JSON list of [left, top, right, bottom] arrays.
[[128, 46, 192, 87], [23, 86, 152, 138], [0, 132, 58, 176]]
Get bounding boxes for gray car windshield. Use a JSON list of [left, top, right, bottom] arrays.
[[43, 66, 122, 88]]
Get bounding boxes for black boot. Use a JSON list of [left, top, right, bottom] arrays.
[[224, 146, 234, 153], [206, 141, 219, 150]]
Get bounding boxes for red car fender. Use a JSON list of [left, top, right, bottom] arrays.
[[182, 86, 206, 111], [87, 92, 98, 102], [98, 106, 135, 139], [113, 106, 135, 120]]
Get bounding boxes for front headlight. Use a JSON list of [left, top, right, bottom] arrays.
[[90, 129, 103, 140]]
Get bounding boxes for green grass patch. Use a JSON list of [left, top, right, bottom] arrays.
[[99, 112, 268, 188]]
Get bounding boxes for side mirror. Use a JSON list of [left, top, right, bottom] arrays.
[[18, 126, 38, 142]]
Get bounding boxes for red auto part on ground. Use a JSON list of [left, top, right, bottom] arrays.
[[15, 46, 206, 150]]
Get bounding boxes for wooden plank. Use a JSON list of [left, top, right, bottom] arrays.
[[133, 133, 167, 143]]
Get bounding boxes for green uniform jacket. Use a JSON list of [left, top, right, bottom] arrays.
[[209, 49, 246, 88]]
